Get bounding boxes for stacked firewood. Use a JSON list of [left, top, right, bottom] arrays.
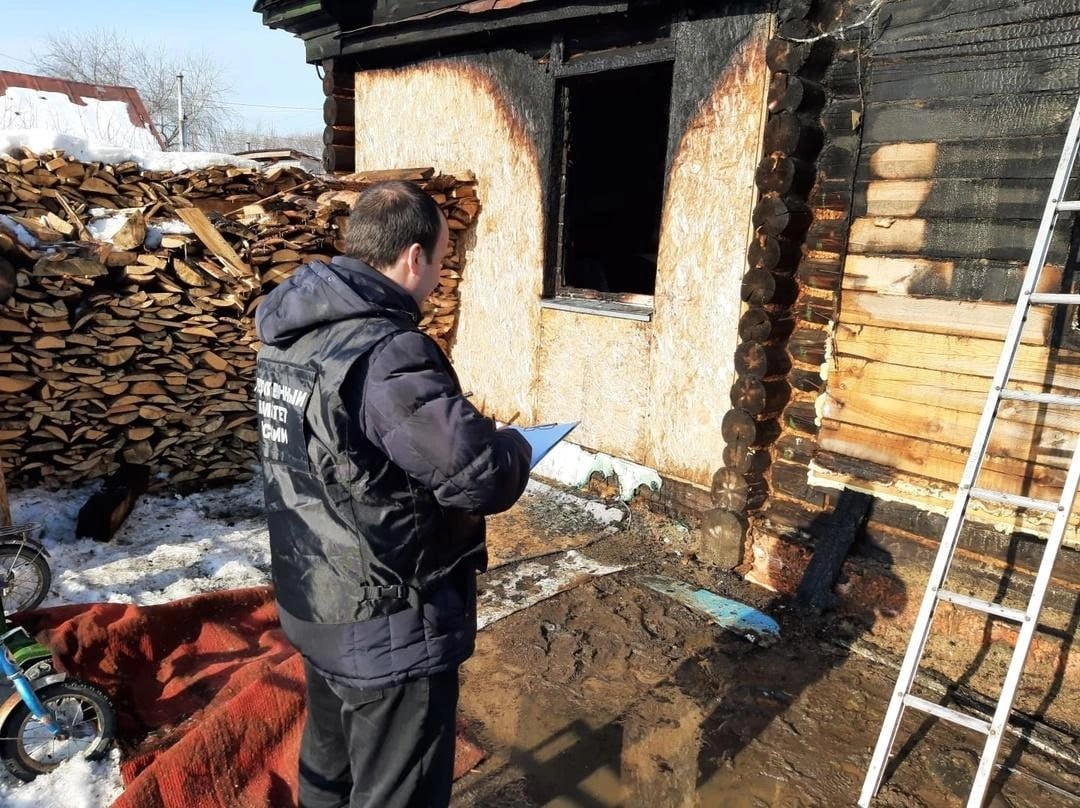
[[0, 147, 478, 490]]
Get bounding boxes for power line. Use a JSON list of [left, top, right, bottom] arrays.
[[0, 52, 38, 68], [221, 101, 321, 111]]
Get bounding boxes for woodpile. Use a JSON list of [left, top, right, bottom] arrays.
[[0, 147, 478, 490]]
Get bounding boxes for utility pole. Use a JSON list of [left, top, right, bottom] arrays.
[[176, 73, 186, 152]]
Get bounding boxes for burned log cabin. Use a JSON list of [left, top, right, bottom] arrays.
[[256, 0, 1080, 731]]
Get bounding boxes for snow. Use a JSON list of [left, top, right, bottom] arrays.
[[533, 439, 662, 501], [0, 130, 258, 172], [0, 475, 620, 805], [0, 87, 160, 153], [0, 214, 40, 249]]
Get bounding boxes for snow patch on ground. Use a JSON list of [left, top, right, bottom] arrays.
[[0, 474, 619, 803], [0, 747, 124, 807]]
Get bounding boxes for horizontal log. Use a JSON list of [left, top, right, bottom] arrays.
[[775, 431, 817, 466], [765, 29, 833, 74], [770, 459, 832, 515], [835, 322, 1080, 386], [321, 62, 356, 96], [698, 508, 748, 568], [787, 328, 827, 366], [722, 410, 782, 452], [323, 125, 355, 147], [783, 400, 819, 435], [730, 375, 791, 417], [792, 293, 835, 326], [855, 177, 1058, 222], [735, 340, 792, 379], [862, 92, 1077, 145], [741, 269, 799, 306], [823, 387, 1080, 472], [859, 136, 1064, 183], [737, 307, 796, 343], [323, 143, 355, 174], [711, 467, 768, 512], [841, 254, 1062, 303], [755, 152, 817, 196], [763, 111, 824, 159], [796, 254, 843, 291], [811, 451, 1080, 547], [722, 444, 773, 476], [323, 96, 356, 128], [839, 289, 1051, 345], [752, 194, 812, 238], [768, 73, 825, 115], [818, 419, 1070, 501], [789, 366, 824, 393], [756, 494, 830, 537], [747, 232, 802, 271]]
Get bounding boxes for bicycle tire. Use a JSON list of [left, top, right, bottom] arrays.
[[0, 546, 51, 614], [0, 680, 116, 781]]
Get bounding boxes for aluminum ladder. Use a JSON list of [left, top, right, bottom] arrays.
[[859, 93, 1080, 808]]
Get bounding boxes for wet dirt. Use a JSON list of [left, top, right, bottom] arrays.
[[455, 499, 1079, 807]]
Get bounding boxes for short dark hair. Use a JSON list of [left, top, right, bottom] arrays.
[[344, 180, 443, 269]]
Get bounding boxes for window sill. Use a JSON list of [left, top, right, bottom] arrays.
[[540, 297, 653, 322]]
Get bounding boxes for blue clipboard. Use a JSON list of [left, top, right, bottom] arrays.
[[509, 422, 579, 469]]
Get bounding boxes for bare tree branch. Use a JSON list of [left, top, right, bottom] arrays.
[[33, 30, 237, 150]]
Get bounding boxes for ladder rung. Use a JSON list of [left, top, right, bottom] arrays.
[[1028, 292, 1080, 305], [904, 695, 991, 735], [967, 487, 1060, 512], [999, 388, 1080, 407], [1056, 200, 1080, 211], [936, 589, 1027, 623]]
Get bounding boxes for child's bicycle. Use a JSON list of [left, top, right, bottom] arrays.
[[0, 522, 116, 781]]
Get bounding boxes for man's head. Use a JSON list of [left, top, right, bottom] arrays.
[[345, 180, 449, 305]]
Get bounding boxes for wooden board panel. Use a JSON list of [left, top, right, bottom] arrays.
[[856, 177, 1062, 221], [838, 289, 1052, 345], [821, 389, 1079, 471], [808, 457, 1080, 548], [818, 419, 1070, 502], [862, 92, 1076, 144], [829, 357, 1080, 409], [834, 323, 1080, 386], [847, 215, 1069, 263], [840, 254, 1064, 300], [860, 137, 1065, 182]]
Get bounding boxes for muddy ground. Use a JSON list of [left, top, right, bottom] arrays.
[[453, 488, 1080, 807]]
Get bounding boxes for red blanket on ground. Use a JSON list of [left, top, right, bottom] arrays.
[[20, 587, 484, 808]]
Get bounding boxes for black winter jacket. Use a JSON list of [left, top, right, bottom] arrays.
[[254, 256, 531, 688]]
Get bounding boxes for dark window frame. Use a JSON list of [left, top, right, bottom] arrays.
[[543, 37, 675, 310]]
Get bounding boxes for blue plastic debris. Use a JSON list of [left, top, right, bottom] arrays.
[[639, 575, 781, 646]]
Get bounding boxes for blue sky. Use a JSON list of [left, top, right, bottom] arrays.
[[0, 1, 321, 135]]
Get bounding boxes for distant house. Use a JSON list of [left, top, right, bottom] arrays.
[[0, 70, 164, 151], [235, 148, 322, 174]]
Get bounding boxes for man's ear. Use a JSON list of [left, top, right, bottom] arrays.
[[406, 242, 424, 273]]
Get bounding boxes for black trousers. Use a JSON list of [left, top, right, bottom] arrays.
[[298, 660, 460, 808]]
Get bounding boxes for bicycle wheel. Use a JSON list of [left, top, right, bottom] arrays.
[[0, 681, 116, 781], [0, 545, 51, 614]]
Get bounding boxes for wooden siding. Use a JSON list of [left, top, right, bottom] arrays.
[[814, 0, 1080, 554]]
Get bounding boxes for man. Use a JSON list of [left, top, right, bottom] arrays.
[[254, 181, 532, 808]]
